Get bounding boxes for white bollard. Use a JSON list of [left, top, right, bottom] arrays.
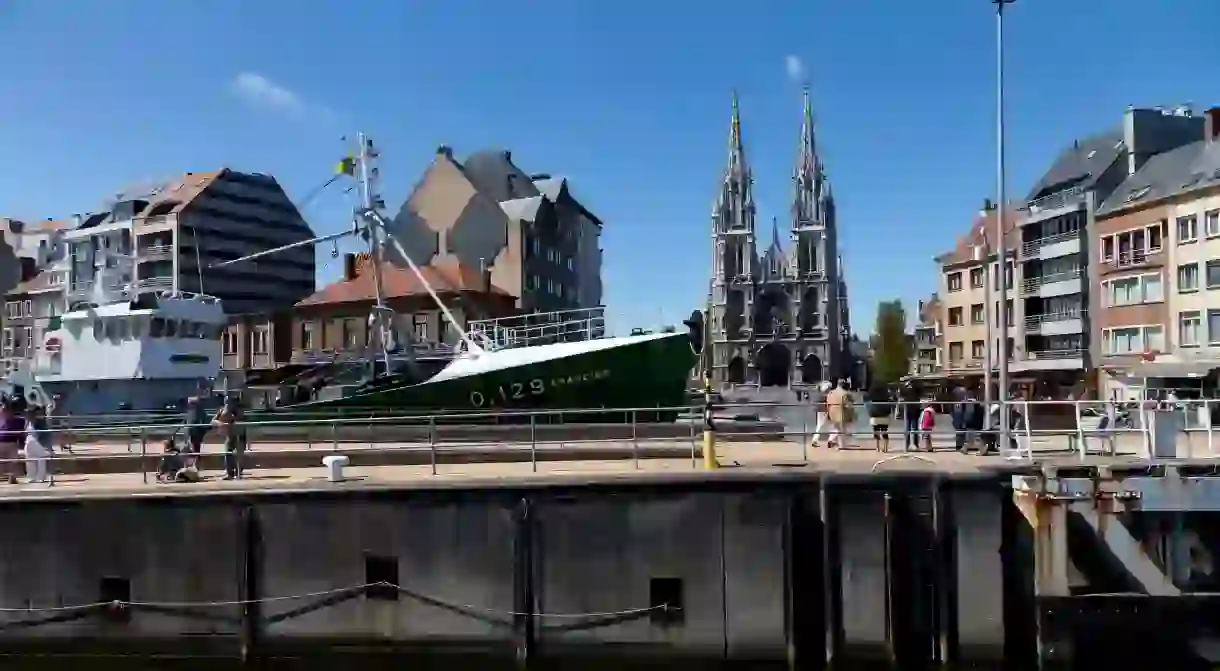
[[323, 455, 350, 482]]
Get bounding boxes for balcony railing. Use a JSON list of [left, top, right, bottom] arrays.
[[1025, 184, 1086, 214], [1024, 311, 1086, 328], [1103, 247, 1164, 270], [139, 244, 174, 258], [1023, 348, 1085, 361], [1020, 229, 1080, 256], [946, 358, 984, 372], [1019, 268, 1083, 294], [136, 214, 178, 229], [134, 277, 174, 291]]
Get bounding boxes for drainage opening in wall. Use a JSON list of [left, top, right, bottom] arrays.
[[98, 576, 131, 623], [649, 577, 684, 626], [364, 554, 399, 601]]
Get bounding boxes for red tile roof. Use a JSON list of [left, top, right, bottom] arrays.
[[9, 270, 58, 296], [296, 254, 510, 307], [935, 206, 1022, 266]]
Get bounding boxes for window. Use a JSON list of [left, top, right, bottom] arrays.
[[1, 328, 11, 350], [411, 313, 428, 340], [1104, 274, 1163, 305], [343, 319, 360, 349], [251, 329, 269, 355], [222, 330, 239, 354], [970, 303, 984, 324], [1103, 325, 1164, 355], [947, 272, 962, 292], [1102, 236, 1115, 262], [566, 257, 574, 271], [22, 300, 31, 317], [992, 261, 1014, 291], [23, 327, 32, 350], [1207, 210, 1220, 238], [1208, 260, 1220, 289], [1210, 310, 1220, 346], [1180, 311, 1202, 347], [298, 322, 315, 350], [949, 341, 963, 361], [971, 340, 985, 359], [1178, 215, 1198, 243], [969, 267, 984, 288], [948, 307, 963, 326], [1179, 263, 1200, 292]]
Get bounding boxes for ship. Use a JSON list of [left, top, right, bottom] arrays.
[[203, 133, 699, 421]]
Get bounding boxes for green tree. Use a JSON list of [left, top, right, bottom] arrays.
[[872, 300, 911, 385]]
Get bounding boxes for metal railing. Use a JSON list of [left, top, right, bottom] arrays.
[[1024, 311, 1085, 328], [138, 244, 174, 258], [1020, 229, 1081, 256], [1019, 268, 1083, 294], [1025, 184, 1086, 214], [1023, 348, 1084, 360], [467, 307, 607, 351], [4, 397, 1220, 489], [134, 277, 174, 291], [1104, 248, 1164, 269]]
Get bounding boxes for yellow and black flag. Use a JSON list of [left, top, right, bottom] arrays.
[[336, 156, 356, 176]]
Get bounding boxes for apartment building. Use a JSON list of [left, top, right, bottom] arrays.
[[1093, 107, 1220, 399], [934, 203, 1020, 380], [1016, 107, 1204, 395], [390, 147, 604, 314], [62, 169, 316, 316], [1, 269, 67, 374], [910, 294, 943, 377]]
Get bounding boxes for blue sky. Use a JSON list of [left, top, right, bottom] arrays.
[[2, 0, 1217, 335]]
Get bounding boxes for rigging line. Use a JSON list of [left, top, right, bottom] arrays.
[[295, 174, 341, 213], [0, 581, 680, 619]]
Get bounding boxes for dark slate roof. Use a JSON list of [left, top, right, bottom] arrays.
[[461, 149, 541, 203], [1025, 131, 1125, 202], [1097, 140, 1220, 215]]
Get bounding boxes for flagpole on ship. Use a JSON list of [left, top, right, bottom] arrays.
[[212, 133, 485, 372]]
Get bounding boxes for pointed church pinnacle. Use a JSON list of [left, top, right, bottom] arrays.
[[771, 217, 781, 247]]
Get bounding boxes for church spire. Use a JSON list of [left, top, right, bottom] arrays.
[[712, 90, 756, 233], [792, 85, 825, 228]]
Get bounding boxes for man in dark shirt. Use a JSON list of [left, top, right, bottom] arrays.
[[898, 381, 921, 450]]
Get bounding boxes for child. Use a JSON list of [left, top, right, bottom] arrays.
[[918, 401, 936, 452]]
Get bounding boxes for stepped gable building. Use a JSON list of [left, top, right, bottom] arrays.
[[708, 89, 849, 387]]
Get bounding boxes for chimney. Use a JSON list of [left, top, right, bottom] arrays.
[[436, 144, 453, 158], [342, 253, 357, 281], [503, 150, 512, 163], [71, 213, 82, 228], [979, 198, 994, 218], [1206, 107, 1220, 143]]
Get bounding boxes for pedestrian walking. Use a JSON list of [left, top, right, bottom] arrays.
[[809, 381, 833, 448], [184, 396, 209, 467], [826, 379, 855, 449], [918, 401, 937, 452], [22, 405, 52, 483]]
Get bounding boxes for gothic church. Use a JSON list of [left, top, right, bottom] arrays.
[[708, 89, 851, 387]]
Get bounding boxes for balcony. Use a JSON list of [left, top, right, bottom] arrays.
[[134, 276, 174, 292], [1024, 311, 1086, 336], [1020, 230, 1081, 259], [135, 214, 178, 232], [138, 244, 175, 260], [945, 358, 984, 373], [1025, 185, 1087, 217], [1011, 348, 1085, 372], [1020, 269, 1083, 297], [1101, 248, 1165, 273]]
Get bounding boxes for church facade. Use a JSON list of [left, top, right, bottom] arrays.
[[708, 89, 851, 387]]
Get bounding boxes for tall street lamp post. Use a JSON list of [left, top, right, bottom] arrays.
[[994, 0, 1016, 451]]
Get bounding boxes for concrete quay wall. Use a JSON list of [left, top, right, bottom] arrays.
[[0, 472, 1019, 669]]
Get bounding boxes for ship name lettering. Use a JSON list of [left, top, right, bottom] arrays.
[[471, 377, 546, 408], [549, 369, 610, 387]]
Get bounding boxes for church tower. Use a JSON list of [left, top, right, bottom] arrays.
[[707, 87, 850, 388], [709, 92, 759, 386]]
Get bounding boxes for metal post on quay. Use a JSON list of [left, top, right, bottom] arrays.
[[703, 373, 718, 469]]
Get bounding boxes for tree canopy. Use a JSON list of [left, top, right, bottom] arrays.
[[871, 300, 911, 385]]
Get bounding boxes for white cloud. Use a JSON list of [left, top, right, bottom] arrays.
[[785, 55, 805, 82], [230, 72, 330, 121]]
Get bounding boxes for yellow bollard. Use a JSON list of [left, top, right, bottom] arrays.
[[702, 429, 718, 470]]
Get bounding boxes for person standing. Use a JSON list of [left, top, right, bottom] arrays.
[[898, 381, 921, 450], [22, 405, 52, 484], [0, 402, 23, 484], [213, 395, 246, 480], [865, 383, 894, 453], [183, 396, 209, 464]]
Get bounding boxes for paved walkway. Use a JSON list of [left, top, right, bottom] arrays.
[[0, 436, 1187, 500]]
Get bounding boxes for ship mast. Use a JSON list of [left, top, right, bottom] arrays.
[[211, 133, 485, 365]]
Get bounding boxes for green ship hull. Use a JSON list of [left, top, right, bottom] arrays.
[[257, 331, 697, 422]]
